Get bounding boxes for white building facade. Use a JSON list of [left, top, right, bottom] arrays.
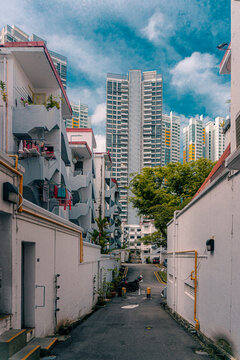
[[106, 70, 162, 225], [94, 152, 122, 248], [205, 117, 225, 162], [162, 112, 180, 165], [65, 101, 90, 128], [66, 128, 96, 241], [183, 116, 204, 162], [0, 24, 67, 89]]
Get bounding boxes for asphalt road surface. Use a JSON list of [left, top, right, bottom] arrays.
[[53, 264, 211, 360]]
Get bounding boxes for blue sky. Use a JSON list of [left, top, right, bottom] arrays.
[[1, 0, 231, 151]]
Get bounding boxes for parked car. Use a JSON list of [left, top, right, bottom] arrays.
[[161, 286, 167, 299], [152, 257, 160, 264], [163, 258, 167, 267]]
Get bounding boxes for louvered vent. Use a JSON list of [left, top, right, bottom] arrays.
[[236, 114, 240, 148]]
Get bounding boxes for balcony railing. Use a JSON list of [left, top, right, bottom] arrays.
[[13, 105, 61, 138], [70, 171, 91, 191]]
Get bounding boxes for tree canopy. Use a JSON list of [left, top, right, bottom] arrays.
[[129, 158, 215, 240]]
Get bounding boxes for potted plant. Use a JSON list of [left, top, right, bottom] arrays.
[[45, 94, 61, 111], [97, 288, 106, 305], [0, 81, 7, 103]]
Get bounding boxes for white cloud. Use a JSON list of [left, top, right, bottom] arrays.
[[141, 10, 173, 43], [170, 52, 230, 116], [95, 134, 106, 152], [91, 103, 106, 125], [67, 86, 105, 115], [46, 34, 116, 81]]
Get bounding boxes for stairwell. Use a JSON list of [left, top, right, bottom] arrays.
[[0, 328, 57, 360]]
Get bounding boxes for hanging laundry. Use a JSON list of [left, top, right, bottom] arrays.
[[57, 187, 66, 198]]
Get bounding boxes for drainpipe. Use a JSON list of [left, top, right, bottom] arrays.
[[173, 210, 180, 313], [3, 57, 6, 152], [6, 58, 8, 153]]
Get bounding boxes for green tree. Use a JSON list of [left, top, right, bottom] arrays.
[[141, 230, 165, 247], [90, 216, 110, 254], [129, 158, 215, 240]]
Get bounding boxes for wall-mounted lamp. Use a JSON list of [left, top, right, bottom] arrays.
[[217, 43, 230, 51], [3, 182, 19, 204], [206, 239, 214, 252]]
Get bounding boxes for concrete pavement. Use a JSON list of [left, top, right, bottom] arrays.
[[53, 264, 211, 359]]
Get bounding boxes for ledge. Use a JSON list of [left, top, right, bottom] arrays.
[[225, 147, 240, 170]]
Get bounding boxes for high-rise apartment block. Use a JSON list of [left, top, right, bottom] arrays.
[[162, 112, 180, 164], [205, 117, 225, 161], [0, 25, 67, 89], [65, 101, 90, 128], [183, 116, 204, 162], [183, 115, 225, 163], [106, 70, 162, 224]]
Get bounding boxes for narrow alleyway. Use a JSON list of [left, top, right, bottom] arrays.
[[53, 264, 211, 360]]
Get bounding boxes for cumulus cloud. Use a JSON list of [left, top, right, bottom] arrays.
[[141, 10, 173, 43], [46, 34, 116, 81], [170, 52, 230, 115], [91, 103, 106, 125], [95, 134, 106, 152]]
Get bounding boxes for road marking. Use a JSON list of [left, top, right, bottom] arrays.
[[154, 271, 166, 284], [121, 304, 139, 309]]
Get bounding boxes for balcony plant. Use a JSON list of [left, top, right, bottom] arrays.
[[0, 81, 7, 103], [45, 94, 62, 111]]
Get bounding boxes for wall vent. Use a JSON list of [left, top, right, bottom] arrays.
[[184, 283, 194, 299], [236, 114, 240, 148]]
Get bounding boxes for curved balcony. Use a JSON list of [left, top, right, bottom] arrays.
[[70, 171, 91, 191], [19, 156, 59, 185], [70, 198, 91, 220], [13, 105, 60, 139]]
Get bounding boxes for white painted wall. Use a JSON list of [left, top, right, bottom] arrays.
[[167, 171, 240, 358], [0, 154, 119, 337], [11, 204, 119, 337], [231, 0, 240, 152]]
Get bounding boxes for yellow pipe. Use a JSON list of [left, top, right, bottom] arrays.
[[167, 250, 199, 330], [0, 159, 83, 262], [8, 155, 18, 169]]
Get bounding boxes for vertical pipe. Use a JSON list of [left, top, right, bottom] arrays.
[[80, 232, 83, 263], [6, 59, 8, 153], [173, 210, 179, 312], [194, 250, 199, 330], [3, 57, 6, 152]]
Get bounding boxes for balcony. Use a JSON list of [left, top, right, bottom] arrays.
[[105, 204, 118, 218], [13, 105, 61, 139], [70, 171, 91, 191], [70, 198, 91, 220], [19, 156, 59, 185], [105, 170, 111, 185]]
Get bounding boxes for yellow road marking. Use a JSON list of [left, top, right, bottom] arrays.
[[154, 271, 166, 285]]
